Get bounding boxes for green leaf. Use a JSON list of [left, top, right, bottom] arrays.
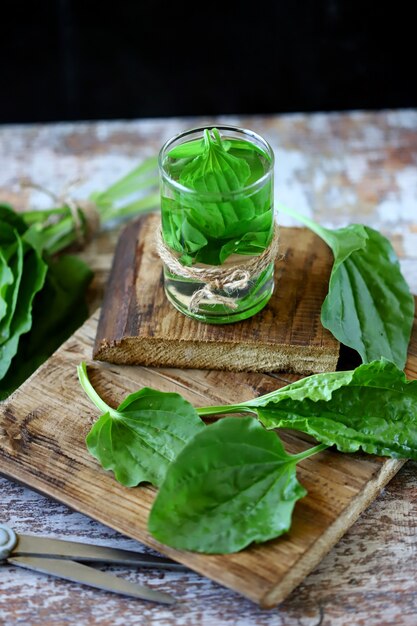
[[0, 247, 14, 323], [168, 138, 206, 159], [0, 208, 92, 397], [168, 138, 232, 159], [237, 359, 417, 459], [0, 232, 24, 346], [28, 255, 93, 354], [179, 129, 250, 191], [226, 138, 270, 159], [220, 209, 272, 240], [178, 129, 254, 244], [0, 242, 47, 379], [218, 230, 271, 263], [0, 204, 27, 234], [93, 156, 158, 203], [179, 217, 208, 255], [22, 216, 76, 256], [0, 255, 93, 399], [182, 193, 228, 240], [149, 417, 324, 554], [78, 363, 205, 487], [93, 157, 159, 224], [323, 226, 414, 368], [162, 129, 273, 266], [278, 205, 415, 368]]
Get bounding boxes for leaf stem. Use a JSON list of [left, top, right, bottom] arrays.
[[20, 157, 159, 257], [291, 442, 329, 462], [277, 203, 334, 249], [197, 405, 256, 417], [97, 156, 158, 200], [77, 362, 122, 419], [212, 128, 223, 149], [100, 191, 159, 222]]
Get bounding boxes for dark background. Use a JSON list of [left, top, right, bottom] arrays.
[[1, 0, 416, 124]]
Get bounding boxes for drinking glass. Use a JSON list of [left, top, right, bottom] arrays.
[[158, 125, 275, 324]]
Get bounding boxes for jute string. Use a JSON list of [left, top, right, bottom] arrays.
[[20, 178, 101, 246], [156, 222, 280, 312]]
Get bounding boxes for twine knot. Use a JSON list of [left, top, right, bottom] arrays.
[[189, 268, 252, 312], [64, 198, 101, 246], [156, 223, 279, 313], [19, 178, 101, 246]]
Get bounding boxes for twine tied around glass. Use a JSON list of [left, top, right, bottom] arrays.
[[156, 222, 279, 312]]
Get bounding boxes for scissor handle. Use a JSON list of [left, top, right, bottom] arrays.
[[0, 524, 17, 561]]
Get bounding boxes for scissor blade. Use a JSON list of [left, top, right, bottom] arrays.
[[9, 556, 175, 605], [14, 535, 186, 570]]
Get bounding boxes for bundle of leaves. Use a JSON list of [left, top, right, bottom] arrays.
[[0, 158, 158, 398]]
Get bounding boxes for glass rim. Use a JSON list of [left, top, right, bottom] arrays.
[[158, 125, 274, 199]]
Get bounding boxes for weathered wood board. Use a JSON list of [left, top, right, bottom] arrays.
[[1, 301, 416, 608], [93, 215, 339, 374]]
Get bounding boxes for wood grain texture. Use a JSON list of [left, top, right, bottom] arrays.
[[1, 300, 416, 609], [2, 460, 417, 626], [93, 215, 340, 374]]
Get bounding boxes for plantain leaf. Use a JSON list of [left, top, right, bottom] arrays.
[[0, 247, 13, 324], [213, 360, 417, 459], [78, 363, 205, 487], [0, 255, 93, 399], [149, 417, 324, 554], [0, 242, 47, 379], [162, 128, 272, 265], [278, 205, 415, 368]]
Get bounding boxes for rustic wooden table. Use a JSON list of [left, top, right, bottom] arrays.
[[0, 111, 416, 626]]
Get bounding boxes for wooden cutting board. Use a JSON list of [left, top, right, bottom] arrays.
[[93, 215, 339, 374], [0, 300, 416, 608]]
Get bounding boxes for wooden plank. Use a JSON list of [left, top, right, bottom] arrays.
[[1, 300, 415, 608], [93, 216, 340, 374]]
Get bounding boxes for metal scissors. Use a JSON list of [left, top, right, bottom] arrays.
[[0, 522, 185, 605]]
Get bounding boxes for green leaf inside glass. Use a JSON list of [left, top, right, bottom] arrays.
[[161, 128, 274, 267]]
